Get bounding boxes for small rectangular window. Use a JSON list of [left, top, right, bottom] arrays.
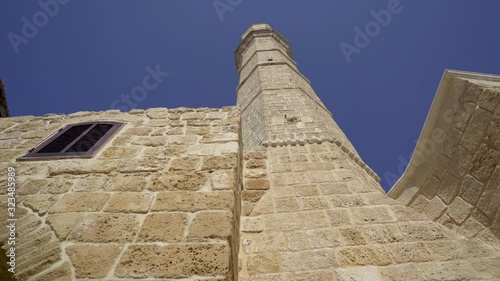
[[20, 121, 123, 160]]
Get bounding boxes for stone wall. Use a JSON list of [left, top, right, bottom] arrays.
[[0, 107, 241, 280], [393, 77, 500, 239], [238, 142, 500, 280]]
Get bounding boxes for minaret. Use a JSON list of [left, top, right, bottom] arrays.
[[235, 23, 357, 155]]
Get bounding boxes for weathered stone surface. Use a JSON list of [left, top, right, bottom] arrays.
[[350, 206, 395, 224], [188, 211, 233, 240], [138, 213, 187, 242], [459, 174, 483, 205], [151, 171, 208, 191], [152, 191, 234, 212], [424, 196, 447, 221], [69, 214, 140, 242], [327, 209, 352, 226], [336, 266, 383, 281], [461, 108, 493, 152], [22, 194, 57, 215], [387, 242, 432, 263], [477, 166, 500, 218], [256, 233, 287, 252], [104, 192, 153, 213], [73, 177, 108, 192], [380, 264, 426, 281], [247, 252, 282, 275], [363, 224, 404, 244], [49, 193, 109, 213], [282, 249, 336, 271], [116, 244, 230, 278], [437, 173, 461, 204], [210, 170, 236, 190], [66, 245, 121, 278], [306, 228, 341, 248], [245, 179, 270, 190], [170, 157, 202, 171], [30, 261, 72, 281], [46, 213, 85, 240], [335, 246, 391, 266], [399, 222, 446, 241], [447, 197, 473, 224], [104, 176, 146, 192], [202, 155, 237, 170], [418, 261, 478, 280], [470, 143, 500, 182]]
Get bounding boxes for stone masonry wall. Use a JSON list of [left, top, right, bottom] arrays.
[[408, 82, 500, 239], [0, 107, 241, 280], [239, 142, 500, 280]]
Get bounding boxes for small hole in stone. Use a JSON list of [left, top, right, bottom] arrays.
[[268, 58, 273, 61]]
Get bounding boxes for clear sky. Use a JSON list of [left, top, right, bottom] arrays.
[[1, 1, 499, 191]]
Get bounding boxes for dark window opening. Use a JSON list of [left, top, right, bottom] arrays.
[[268, 58, 274, 61], [20, 121, 123, 159]]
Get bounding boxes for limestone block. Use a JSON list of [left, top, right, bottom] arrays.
[[418, 261, 478, 280], [152, 191, 234, 212], [116, 244, 230, 278], [294, 270, 335, 281], [335, 245, 392, 266], [460, 108, 493, 151], [167, 135, 198, 145], [245, 179, 270, 190], [19, 178, 73, 195], [387, 242, 433, 263], [15, 247, 60, 281], [30, 261, 72, 281], [202, 155, 238, 171], [379, 264, 426, 281], [390, 205, 428, 221], [453, 102, 475, 131], [246, 159, 267, 169], [286, 231, 308, 251], [46, 213, 85, 240], [264, 213, 302, 232], [437, 173, 461, 204], [282, 249, 336, 271], [350, 206, 395, 224], [48, 160, 118, 176], [419, 176, 441, 199], [200, 133, 239, 143], [478, 88, 500, 112], [247, 252, 282, 275], [145, 108, 169, 119], [104, 192, 152, 213], [441, 127, 463, 159], [362, 224, 404, 244], [319, 183, 351, 195], [448, 146, 473, 179], [49, 193, 109, 213], [241, 217, 264, 233], [138, 213, 187, 242], [446, 197, 473, 224], [338, 226, 367, 246], [330, 194, 366, 208], [151, 171, 208, 191], [471, 144, 500, 183], [244, 169, 268, 179], [300, 196, 330, 210], [256, 233, 287, 252], [69, 214, 140, 242], [66, 244, 121, 278], [459, 174, 484, 205], [336, 266, 383, 281], [486, 115, 500, 149], [298, 211, 330, 229], [294, 185, 320, 196], [306, 228, 341, 248], [426, 240, 496, 261], [423, 196, 447, 221], [131, 136, 166, 146], [101, 147, 140, 159], [169, 156, 202, 171], [477, 166, 500, 218], [210, 170, 236, 190], [469, 257, 500, 279], [122, 127, 152, 136], [274, 197, 300, 212], [73, 177, 108, 192], [327, 209, 352, 226], [22, 194, 57, 215], [188, 211, 233, 241], [307, 170, 336, 183], [399, 222, 446, 242]]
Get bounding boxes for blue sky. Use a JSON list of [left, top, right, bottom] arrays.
[[1, 1, 499, 191]]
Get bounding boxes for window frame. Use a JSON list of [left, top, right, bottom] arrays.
[[19, 121, 124, 160]]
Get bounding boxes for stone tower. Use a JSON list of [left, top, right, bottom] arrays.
[[0, 23, 498, 281]]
